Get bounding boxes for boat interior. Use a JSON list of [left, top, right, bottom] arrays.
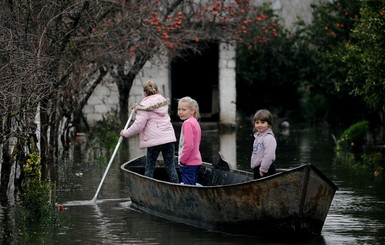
[[124, 155, 254, 186]]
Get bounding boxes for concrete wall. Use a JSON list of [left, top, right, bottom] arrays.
[[83, 0, 323, 126], [83, 44, 237, 127], [83, 58, 170, 127]]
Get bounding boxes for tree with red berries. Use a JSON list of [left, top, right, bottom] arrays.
[[0, 0, 279, 203], [73, 0, 280, 128]]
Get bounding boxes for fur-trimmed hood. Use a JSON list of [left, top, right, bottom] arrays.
[[121, 94, 176, 149]]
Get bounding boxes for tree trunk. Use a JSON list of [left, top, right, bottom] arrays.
[[0, 114, 11, 206], [116, 66, 134, 157], [115, 54, 150, 156], [39, 99, 51, 180]]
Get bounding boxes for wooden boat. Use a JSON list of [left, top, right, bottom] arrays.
[[120, 154, 337, 237]]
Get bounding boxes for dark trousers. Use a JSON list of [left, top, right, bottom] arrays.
[[146, 142, 179, 183], [179, 165, 201, 185], [253, 164, 276, 179]]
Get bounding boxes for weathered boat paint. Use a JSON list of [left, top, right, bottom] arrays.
[[120, 155, 337, 236]]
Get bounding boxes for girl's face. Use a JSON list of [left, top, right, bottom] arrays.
[[254, 120, 269, 133], [178, 102, 195, 121]]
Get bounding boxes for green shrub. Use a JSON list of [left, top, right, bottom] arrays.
[[87, 110, 120, 164], [336, 120, 369, 155], [18, 150, 57, 220], [361, 152, 384, 176]]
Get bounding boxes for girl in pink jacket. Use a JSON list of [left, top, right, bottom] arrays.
[[120, 80, 179, 183], [177, 96, 202, 185]]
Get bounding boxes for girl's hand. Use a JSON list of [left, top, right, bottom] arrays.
[[120, 130, 125, 137], [130, 103, 137, 109], [259, 171, 264, 177]]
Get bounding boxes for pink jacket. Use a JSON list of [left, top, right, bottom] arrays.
[[178, 117, 202, 165], [121, 94, 176, 149]]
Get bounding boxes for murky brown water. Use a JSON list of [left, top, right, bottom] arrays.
[[1, 124, 385, 244]]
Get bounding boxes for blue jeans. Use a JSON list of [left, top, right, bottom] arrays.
[[179, 165, 201, 185], [146, 143, 179, 183]]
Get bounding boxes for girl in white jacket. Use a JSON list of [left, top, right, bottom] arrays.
[[250, 109, 277, 179], [120, 80, 179, 183]]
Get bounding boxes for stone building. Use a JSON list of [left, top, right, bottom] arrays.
[[83, 0, 323, 127], [83, 42, 236, 126]]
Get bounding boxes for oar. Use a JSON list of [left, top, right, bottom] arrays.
[[63, 99, 170, 206], [63, 108, 137, 206], [89, 107, 137, 203], [90, 99, 171, 203]]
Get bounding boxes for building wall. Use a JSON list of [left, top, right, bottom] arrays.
[[83, 44, 237, 126], [83, 58, 170, 127], [83, 0, 323, 127]]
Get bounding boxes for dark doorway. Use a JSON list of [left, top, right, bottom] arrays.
[[170, 42, 219, 121]]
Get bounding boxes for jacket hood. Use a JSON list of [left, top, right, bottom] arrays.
[[254, 128, 274, 138], [139, 94, 169, 116]]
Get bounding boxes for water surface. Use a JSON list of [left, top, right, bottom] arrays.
[[2, 125, 385, 244]]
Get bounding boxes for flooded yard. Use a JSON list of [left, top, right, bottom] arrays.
[[1, 124, 385, 244]]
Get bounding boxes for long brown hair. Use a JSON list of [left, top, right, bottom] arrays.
[[253, 109, 273, 130]]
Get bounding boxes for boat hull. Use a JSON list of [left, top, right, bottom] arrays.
[[120, 155, 337, 236]]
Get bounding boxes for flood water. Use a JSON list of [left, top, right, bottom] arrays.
[[2, 123, 385, 244]]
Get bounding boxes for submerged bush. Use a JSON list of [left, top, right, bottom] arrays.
[[87, 110, 121, 164], [336, 120, 369, 155], [361, 153, 384, 176], [19, 150, 54, 219], [336, 121, 385, 176], [17, 150, 65, 242], [338, 152, 384, 176]]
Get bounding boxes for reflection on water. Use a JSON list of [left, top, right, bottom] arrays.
[[1, 125, 385, 244], [219, 129, 237, 169], [52, 200, 269, 245]]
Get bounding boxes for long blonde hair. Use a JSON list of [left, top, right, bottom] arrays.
[[178, 96, 200, 119]]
